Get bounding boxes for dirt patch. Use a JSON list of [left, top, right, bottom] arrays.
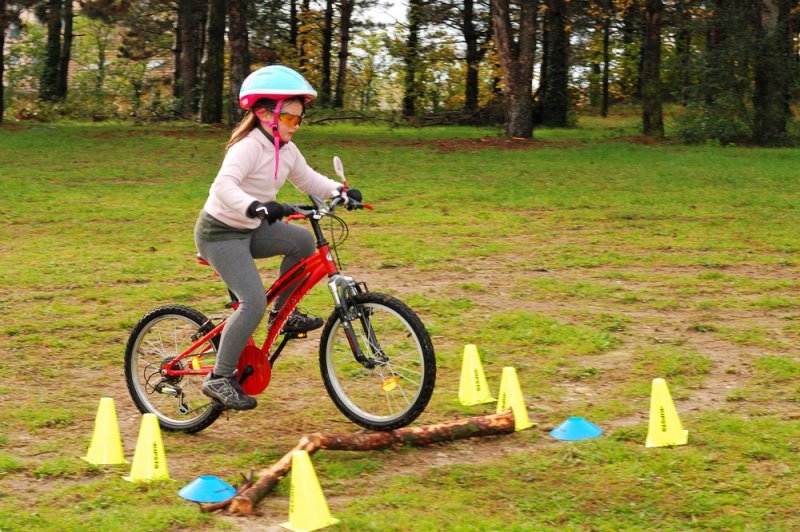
[[612, 135, 679, 145], [330, 136, 583, 153], [424, 137, 578, 153]]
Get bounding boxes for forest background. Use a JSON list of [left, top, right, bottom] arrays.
[[1, 0, 799, 145]]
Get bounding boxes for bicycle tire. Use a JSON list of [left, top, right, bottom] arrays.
[[124, 304, 223, 433], [319, 292, 436, 430]]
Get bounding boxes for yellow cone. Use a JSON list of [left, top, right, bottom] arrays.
[[123, 413, 171, 483], [281, 450, 339, 532], [458, 344, 496, 406], [496, 367, 535, 431], [83, 397, 128, 465], [645, 378, 689, 448]]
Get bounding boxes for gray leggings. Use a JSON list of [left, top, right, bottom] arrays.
[[194, 220, 315, 376]]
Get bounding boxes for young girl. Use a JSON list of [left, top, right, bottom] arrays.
[[194, 65, 358, 410]]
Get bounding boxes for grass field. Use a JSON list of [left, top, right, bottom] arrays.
[[1, 114, 799, 530]]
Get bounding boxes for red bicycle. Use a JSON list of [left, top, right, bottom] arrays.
[[124, 158, 436, 433]]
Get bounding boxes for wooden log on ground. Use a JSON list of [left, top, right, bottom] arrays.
[[206, 410, 515, 515]]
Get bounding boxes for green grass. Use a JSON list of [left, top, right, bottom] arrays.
[[2, 113, 799, 529]]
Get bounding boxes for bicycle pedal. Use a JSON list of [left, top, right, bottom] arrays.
[[283, 331, 308, 339]]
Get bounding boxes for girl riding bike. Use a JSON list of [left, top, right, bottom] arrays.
[[194, 65, 360, 411]]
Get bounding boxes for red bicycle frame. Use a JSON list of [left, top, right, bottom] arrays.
[[161, 225, 340, 383]]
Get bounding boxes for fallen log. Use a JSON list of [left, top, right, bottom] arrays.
[[203, 410, 516, 515]]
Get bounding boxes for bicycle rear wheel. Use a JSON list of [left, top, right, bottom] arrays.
[[319, 292, 436, 430], [124, 305, 223, 433]]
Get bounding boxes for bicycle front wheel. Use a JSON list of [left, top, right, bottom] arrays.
[[124, 305, 223, 433], [319, 292, 436, 430]]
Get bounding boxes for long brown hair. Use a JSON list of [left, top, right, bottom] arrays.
[[226, 97, 305, 150]]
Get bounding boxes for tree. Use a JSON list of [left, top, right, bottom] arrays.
[[349, 30, 384, 110], [461, 0, 492, 112], [113, 0, 175, 116], [0, 0, 20, 122], [333, 0, 355, 108], [570, 0, 605, 115], [1, 0, 8, 121], [672, 0, 696, 105], [403, 0, 423, 117], [320, 0, 334, 106], [676, 0, 758, 144], [199, 0, 224, 123], [539, 0, 569, 126], [55, 0, 72, 98], [752, 0, 794, 145], [227, 0, 249, 124], [289, 0, 299, 49], [175, 0, 207, 116], [429, 0, 493, 113], [597, 0, 614, 117], [298, 0, 311, 71], [491, 0, 538, 137], [641, 0, 664, 136], [38, 0, 64, 101]]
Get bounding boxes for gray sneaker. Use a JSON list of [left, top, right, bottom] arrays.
[[201, 371, 257, 410]]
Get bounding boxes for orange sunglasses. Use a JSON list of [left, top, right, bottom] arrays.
[[277, 111, 303, 128]]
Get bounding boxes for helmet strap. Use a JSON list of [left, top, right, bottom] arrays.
[[257, 100, 284, 180]]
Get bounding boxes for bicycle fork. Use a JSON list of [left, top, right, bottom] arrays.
[[327, 274, 381, 368]]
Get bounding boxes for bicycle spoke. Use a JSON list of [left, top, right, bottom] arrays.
[[321, 294, 435, 429], [126, 307, 222, 432]]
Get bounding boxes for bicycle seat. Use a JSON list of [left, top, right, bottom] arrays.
[[196, 254, 210, 266]]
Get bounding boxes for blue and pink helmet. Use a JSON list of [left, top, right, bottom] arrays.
[[239, 65, 317, 110], [239, 65, 317, 179]]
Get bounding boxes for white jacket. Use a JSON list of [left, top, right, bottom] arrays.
[[202, 128, 340, 229]]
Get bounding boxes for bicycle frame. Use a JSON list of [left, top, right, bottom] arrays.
[[161, 205, 362, 380]]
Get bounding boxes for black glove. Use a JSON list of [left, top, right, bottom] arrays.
[[247, 200, 286, 224], [344, 188, 362, 210]]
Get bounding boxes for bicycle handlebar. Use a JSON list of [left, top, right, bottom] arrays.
[[283, 194, 373, 223]]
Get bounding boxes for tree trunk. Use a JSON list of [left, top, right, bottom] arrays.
[[333, 0, 354, 108], [0, 0, 6, 123], [289, 0, 298, 48], [55, 0, 72, 100], [674, 2, 692, 105], [541, 0, 569, 127], [462, 0, 482, 113], [227, 0, 249, 124], [491, 0, 537, 137], [537, 16, 548, 116], [752, 0, 792, 145], [200, 0, 226, 124], [601, 14, 610, 117], [641, 0, 664, 137], [175, 0, 207, 116], [403, 0, 422, 118], [204, 411, 516, 515], [320, 0, 334, 107], [39, 0, 62, 102]]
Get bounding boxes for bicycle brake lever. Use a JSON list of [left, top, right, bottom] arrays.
[[285, 213, 306, 223]]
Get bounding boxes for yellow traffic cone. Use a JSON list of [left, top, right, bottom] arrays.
[[123, 413, 171, 483], [496, 367, 535, 431], [645, 378, 689, 448], [83, 397, 128, 465], [458, 344, 496, 406], [281, 450, 339, 531]]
